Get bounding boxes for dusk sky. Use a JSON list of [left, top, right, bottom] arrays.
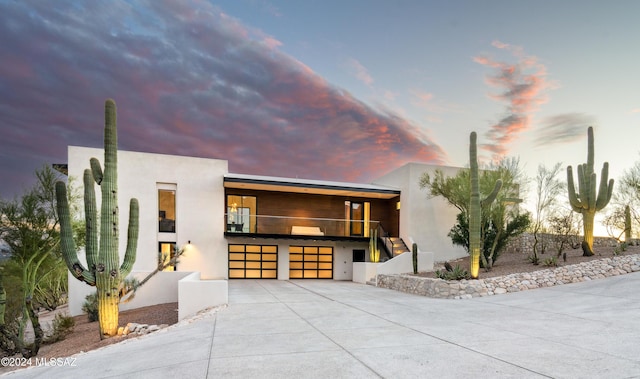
[[1, 0, 639, 209]]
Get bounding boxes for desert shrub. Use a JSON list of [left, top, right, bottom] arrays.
[[542, 256, 558, 267], [528, 255, 540, 265], [82, 292, 99, 322], [44, 313, 75, 344], [435, 264, 470, 280]]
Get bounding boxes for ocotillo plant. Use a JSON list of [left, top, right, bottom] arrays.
[[412, 242, 418, 274], [469, 132, 502, 279], [567, 126, 614, 256], [55, 99, 139, 338], [625, 205, 632, 243]]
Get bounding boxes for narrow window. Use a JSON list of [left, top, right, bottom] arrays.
[[158, 188, 176, 233]]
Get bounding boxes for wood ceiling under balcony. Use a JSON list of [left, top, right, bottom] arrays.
[[224, 173, 400, 199]]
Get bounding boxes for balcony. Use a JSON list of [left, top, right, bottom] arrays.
[[224, 214, 380, 240]]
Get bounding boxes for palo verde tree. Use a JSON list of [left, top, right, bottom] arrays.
[[530, 162, 565, 264], [566, 127, 614, 256], [55, 99, 139, 338], [0, 165, 72, 357]]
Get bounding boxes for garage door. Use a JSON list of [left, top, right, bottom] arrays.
[[289, 246, 333, 279], [228, 244, 278, 279]]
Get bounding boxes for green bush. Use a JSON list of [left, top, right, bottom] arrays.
[[44, 313, 75, 344], [542, 256, 558, 267], [82, 292, 99, 322], [435, 264, 470, 280]]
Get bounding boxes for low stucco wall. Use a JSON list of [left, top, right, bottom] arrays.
[[352, 252, 434, 284], [377, 254, 640, 299], [178, 272, 228, 320], [353, 262, 379, 284]]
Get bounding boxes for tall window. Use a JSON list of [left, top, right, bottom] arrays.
[[158, 188, 176, 233], [159, 242, 177, 271], [346, 201, 370, 237], [226, 195, 256, 233]]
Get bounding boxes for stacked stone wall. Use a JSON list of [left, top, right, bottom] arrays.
[[503, 233, 626, 255], [376, 254, 640, 299]]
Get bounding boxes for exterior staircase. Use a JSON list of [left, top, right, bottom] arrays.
[[389, 237, 410, 257], [376, 224, 410, 261]]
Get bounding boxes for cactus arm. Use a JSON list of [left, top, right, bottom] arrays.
[[55, 181, 96, 285], [481, 179, 503, 207], [90, 158, 103, 184], [588, 172, 597, 210], [596, 163, 614, 210], [120, 198, 139, 277], [83, 169, 98, 271], [567, 166, 584, 212], [577, 164, 588, 207]]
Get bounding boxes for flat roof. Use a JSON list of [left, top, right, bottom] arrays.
[[224, 173, 400, 199]]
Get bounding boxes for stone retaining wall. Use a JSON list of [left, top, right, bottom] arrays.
[[376, 254, 640, 299], [503, 233, 629, 255]]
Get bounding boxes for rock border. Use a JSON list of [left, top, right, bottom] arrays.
[[376, 254, 640, 299]]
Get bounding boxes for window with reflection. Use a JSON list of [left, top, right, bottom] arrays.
[[226, 195, 256, 233], [158, 189, 176, 232], [159, 242, 177, 271]]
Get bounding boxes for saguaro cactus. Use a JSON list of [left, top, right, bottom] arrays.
[[412, 242, 418, 274], [55, 99, 139, 338], [469, 132, 502, 279], [625, 205, 632, 243], [567, 126, 614, 256]]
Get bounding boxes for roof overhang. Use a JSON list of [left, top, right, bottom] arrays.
[[224, 173, 400, 199]]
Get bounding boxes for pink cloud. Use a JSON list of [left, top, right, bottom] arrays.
[[474, 42, 552, 156], [0, 0, 446, 197], [347, 58, 374, 86]]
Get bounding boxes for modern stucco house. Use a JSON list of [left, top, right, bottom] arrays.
[[64, 146, 466, 319]]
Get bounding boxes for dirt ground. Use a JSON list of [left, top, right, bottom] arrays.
[[1, 302, 178, 374]]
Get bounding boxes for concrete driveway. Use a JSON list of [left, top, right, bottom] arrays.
[[5, 272, 640, 378]]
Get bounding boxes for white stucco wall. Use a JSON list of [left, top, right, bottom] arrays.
[[66, 146, 228, 315], [373, 163, 467, 263]]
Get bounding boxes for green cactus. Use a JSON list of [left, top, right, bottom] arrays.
[[625, 205, 632, 243], [469, 132, 502, 279], [55, 99, 139, 338], [412, 242, 418, 274], [369, 228, 380, 263], [567, 126, 614, 256]]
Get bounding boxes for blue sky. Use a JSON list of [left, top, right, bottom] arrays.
[[1, 0, 639, 212]]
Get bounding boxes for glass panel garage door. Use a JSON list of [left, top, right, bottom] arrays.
[[228, 244, 278, 279], [289, 246, 333, 279]]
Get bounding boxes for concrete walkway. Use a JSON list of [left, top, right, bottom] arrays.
[[5, 272, 640, 378]]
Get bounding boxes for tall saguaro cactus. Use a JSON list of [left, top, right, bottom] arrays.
[[625, 205, 632, 243], [55, 99, 139, 338], [567, 126, 614, 256], [469, 132, 502, 279]]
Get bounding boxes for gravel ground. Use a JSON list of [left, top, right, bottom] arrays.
[[425, 244, 640, 279]]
